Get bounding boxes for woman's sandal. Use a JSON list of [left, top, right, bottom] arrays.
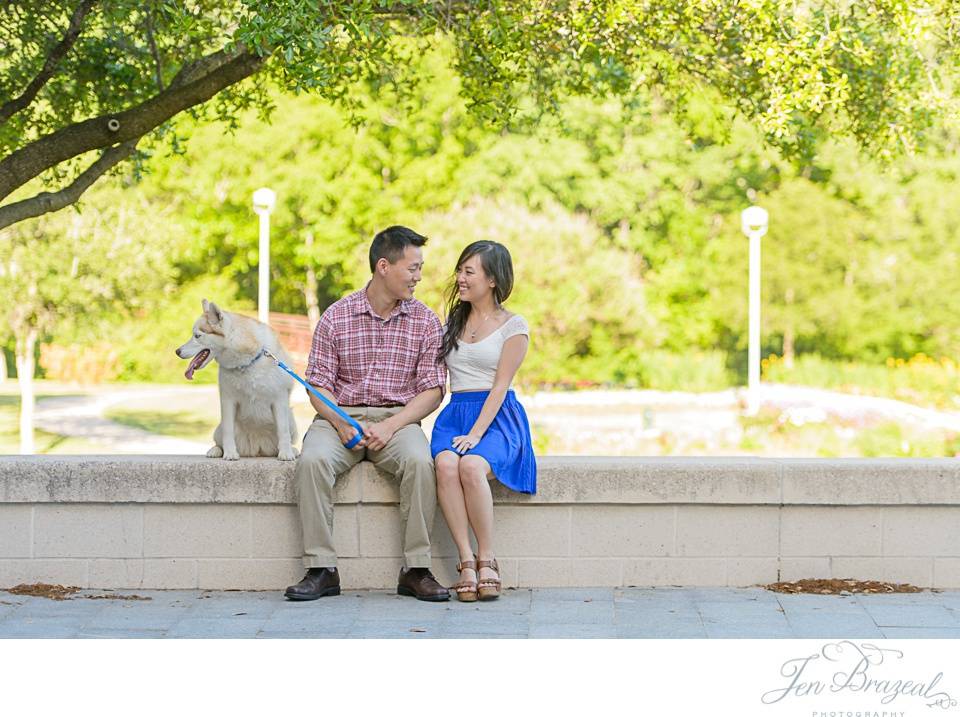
[[477, 558, 501, 601], [452, 558, 478, 602]]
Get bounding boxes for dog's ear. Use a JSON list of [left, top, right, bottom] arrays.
[[205, 300, 224, 325]]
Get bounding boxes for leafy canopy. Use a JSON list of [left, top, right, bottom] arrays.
[[1, 1, 958, 231]]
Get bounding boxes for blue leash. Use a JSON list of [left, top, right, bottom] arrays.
[[262, 349, 364, 449]]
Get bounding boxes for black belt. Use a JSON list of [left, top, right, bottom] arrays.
[[341, 404, 403, 409]]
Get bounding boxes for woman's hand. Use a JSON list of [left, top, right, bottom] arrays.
[[452, 433, 483, 454]]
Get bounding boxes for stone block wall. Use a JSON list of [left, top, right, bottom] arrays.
[[1, 456, 958, 590]]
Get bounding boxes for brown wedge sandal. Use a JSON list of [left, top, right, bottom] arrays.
[[477, 558, 501, 601], [452, 558, 478, 602]]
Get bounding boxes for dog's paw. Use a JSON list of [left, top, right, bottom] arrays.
[[277, 446, 299, 461], [222, 448, 240, 461], [206, 445, 223, 458]]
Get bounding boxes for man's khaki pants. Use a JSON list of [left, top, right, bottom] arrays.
[[295, 406, 436, 569]]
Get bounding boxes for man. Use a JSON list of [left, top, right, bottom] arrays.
[[285, 225, 449, 602]]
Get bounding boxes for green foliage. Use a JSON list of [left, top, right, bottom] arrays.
[[417, 198, 657, 389], [4, 0, 960, 224], [0, 186, 174, 352], [763, 353, 960, 409], [6, 33, 960, 403], [145, 41, 484, 313], [109, 274, 252, 384], [633, 351, 734, 392]]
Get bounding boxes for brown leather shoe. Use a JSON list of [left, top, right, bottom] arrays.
[[397, 567, 450, 602], [284, 567, 341, 601]]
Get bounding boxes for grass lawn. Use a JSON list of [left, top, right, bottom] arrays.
[[105, 408, 219, 440]]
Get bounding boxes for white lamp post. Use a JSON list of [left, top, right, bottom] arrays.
[[741, 205, 769, 415], [252, 187, 276, 325]]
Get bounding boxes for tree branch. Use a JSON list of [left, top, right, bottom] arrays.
[[0, 0, 99, 125], [168, 48, 238, 88], [0, 139, 138, 232], [0, 48, 266, 202]]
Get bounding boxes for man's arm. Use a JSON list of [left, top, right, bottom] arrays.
[[304, 308, 366, 449], [307, 385, 367, 449], [363, 387, 441, 452]]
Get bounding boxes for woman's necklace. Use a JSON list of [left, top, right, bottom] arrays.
[[467, 309, 498, 340]]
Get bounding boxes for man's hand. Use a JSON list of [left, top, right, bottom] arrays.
[[335, 419, 366, 450], [364, 419, 398, 452]]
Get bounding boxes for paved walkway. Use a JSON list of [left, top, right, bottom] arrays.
[[27, 382, 960, 455], [3, 587, 960, 638], [34, 387, 213, 454]]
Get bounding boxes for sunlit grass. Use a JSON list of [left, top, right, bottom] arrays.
[[104, 409, 218, 440]]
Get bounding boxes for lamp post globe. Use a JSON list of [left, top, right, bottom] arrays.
[[741, 205, 769, 238], [253, 187, 276, 214]]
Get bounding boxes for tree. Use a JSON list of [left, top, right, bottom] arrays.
[[57, 62, 960, 387], [144, 40, 484, 319], [2, 0, 958, 233], [417, 198, 659, 387], [0, 190, 172, 452]]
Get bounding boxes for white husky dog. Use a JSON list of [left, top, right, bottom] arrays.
[[176, 299, 298, 461]]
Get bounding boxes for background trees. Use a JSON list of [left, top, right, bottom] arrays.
[[3, 2, 960, 408], [0, 188, 172, 450]]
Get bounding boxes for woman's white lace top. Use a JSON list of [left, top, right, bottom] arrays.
[[446, 314, 530, 392]]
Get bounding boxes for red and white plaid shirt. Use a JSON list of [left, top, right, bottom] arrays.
[[305, 285, 446, 406]]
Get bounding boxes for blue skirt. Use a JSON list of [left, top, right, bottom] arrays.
[[430, 390, 537, 494]]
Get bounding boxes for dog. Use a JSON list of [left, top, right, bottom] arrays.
[[176, 299, 298, 461]]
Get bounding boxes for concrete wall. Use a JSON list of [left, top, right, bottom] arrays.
[[1, 456, 959, 590]]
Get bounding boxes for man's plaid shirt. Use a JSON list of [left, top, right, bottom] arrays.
[[305, 286, 446, 406]]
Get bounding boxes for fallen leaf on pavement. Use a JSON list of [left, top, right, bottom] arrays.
[[5, 584, 81, 600], [4, 583, 151, 601], [764, 578, 923, 595]]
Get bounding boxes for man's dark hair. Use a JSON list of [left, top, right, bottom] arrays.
[[369, 225, 428, 273]]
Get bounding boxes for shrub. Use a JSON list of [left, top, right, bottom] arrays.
[[763, 353, 960, 408]]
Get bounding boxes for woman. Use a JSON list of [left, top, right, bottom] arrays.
[[431, 241, 537, 602]]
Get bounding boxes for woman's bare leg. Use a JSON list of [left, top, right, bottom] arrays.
[[435, 451, 475, 592], [458, 455, 497, 583]]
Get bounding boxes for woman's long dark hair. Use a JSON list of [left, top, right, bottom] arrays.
[[439, 241, 514, 361]]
